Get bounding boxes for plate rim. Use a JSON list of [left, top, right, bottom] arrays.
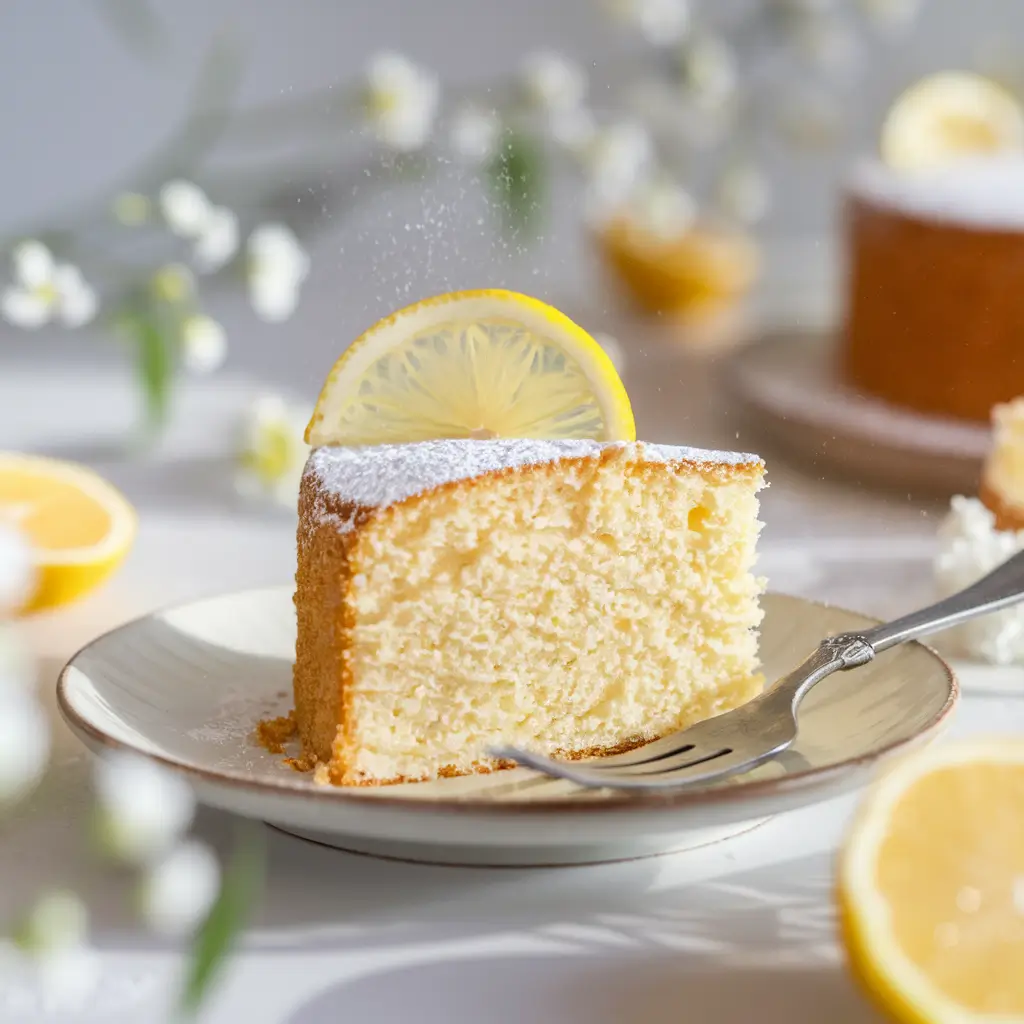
[[56, 584, 959, 817]]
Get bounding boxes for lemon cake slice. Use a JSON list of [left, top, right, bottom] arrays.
[[293, 438, 765, 785]]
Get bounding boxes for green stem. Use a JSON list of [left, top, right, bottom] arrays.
[[135, 317, 174, 439]]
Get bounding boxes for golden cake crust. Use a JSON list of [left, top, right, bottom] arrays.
[[293, 441, 763, 786], [979, 479, 1024, 532]]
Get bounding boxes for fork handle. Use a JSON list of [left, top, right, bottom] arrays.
[[862, 547, 1024, 652], [768, 547, 1024, 711]]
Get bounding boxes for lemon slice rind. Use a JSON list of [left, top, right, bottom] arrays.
[[0, 452, 137, 614], [0, 453, 137, 566], [305, 289, 635, 447], [839, 737, 1024, 1024]]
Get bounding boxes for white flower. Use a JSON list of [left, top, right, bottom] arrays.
[[159, 181, 239, 271], [521, 51, 588, 113], [139, 840, 220, 937], [159, 180, 212, 238], [247, 224, 310, 323], [363, 52, 439, 152], [450, 106, 501, 164], [181, 315, 227, 374], [193, 206, 239, 273], [678, 35, 737, 111], [14, 893, 98, 1011], [0, 522, 35, 615], [580, 121, 653, 213], [14, 891, 88, 955], [606, 0, 690, 45], [1, 242, 97, 329], [236, 394, 312, 507], [93, 751, 195, 863], [0, 692, 50, 803], [715, 163, 771, 224], [593, 332, 626, 373], [623, 177, 697, 238]]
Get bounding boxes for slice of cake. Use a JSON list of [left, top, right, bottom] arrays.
[[980, 397, 1024, 530], [293, 438, 765, 785]]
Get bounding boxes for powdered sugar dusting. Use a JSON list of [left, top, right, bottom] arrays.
[[850, 156, 1024, 228], [306, 438, 760, 521]]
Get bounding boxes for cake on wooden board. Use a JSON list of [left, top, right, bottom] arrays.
[[293, 438, 765, 785]]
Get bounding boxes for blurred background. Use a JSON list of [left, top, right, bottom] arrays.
[[3, 0, 1021, 394], [7, 4, 1024, 1013]]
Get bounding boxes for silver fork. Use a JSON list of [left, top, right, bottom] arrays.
[[491, 548, 1024, 791]]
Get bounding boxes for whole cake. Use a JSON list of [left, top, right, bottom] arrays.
[[841, 156, 1024, 422], [293, 438, 765, 785], [843, 155, 1024, 419]]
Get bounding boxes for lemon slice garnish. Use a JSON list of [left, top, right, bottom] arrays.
[[882, 71, 1024, 171], [0, 453, 137, 614], [839, 738, 1024, 1023], [305, 289, 635, 446]]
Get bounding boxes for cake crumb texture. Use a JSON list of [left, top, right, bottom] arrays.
[[293, 439, 765, 785], [254, 712, 297, 755]]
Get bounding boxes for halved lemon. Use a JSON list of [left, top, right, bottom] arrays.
[[305, 289, 635, 447], [0, 453, 137, 614], [882, 71, 1024, 171], [595, 219, 760, 319], [839, 738, 1024, 1023]]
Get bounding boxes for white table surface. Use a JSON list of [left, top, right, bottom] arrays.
[[3, 342, 1022, 1024]]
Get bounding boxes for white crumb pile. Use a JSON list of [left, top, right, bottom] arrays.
[[934, 495, 1024, 664]]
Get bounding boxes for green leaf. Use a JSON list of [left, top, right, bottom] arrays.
[[178, 825, 265, 1020], [486, 131, 545, 237]]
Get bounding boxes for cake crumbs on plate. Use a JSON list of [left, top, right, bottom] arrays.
[[254, 711, 297, 754]]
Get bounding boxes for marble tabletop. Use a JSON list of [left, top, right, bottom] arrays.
[[2, 340, 1021, 1024]]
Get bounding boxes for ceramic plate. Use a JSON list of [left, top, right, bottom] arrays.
[[58, 587, 956, 866], [723, 330, 989, 496]]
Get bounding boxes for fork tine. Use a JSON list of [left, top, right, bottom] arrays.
[[584, 743, 695, 769], [495, 743, 780, 791]]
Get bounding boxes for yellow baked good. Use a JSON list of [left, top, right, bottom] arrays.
[[293, 438, 765, 785], [979, 397, 1024, 530]]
